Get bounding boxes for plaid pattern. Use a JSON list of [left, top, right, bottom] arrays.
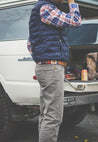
[[40, 3, 81, 28], [37, 60, 67, 67], [27, 38, 32, 56]]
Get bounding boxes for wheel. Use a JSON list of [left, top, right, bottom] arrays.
[[63, 105, 88, 126], [0, 85, 14, 141]]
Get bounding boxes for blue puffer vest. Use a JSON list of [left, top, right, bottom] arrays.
[[29, 0, 69, 62]]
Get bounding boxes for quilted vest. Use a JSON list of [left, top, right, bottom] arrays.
[[29, 0, 69, 62]]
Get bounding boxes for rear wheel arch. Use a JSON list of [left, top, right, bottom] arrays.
[[0, 82, 13, 103]]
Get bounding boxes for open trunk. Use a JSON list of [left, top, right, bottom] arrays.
[[64, 19, 98, 93], [64, 49, 98, 92]]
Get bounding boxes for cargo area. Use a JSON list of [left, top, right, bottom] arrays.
[[64, 49, 98, 92], [65, 51, 98, 81], [64, 53, 98, 93]]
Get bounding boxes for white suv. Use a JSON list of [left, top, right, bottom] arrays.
[[0, 0, 98, 141]]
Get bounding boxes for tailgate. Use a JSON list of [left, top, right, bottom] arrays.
[[64, 79, 98, 92], [64, 79, 98, 106]]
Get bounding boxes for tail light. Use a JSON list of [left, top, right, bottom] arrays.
[[33, 75, 37, 80]]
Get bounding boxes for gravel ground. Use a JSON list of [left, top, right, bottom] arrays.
[[8, 113, 98, 142]]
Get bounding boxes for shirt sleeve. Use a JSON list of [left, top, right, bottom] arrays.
[[40, 3, 81, 28], [27, 38, 32, 55]]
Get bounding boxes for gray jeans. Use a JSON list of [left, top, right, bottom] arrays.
[[35, 64, 64, 142]]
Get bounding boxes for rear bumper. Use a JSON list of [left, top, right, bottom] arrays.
[[64, 92, 98, 107]]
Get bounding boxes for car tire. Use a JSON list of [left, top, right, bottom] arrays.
[[0, 85, 14, 142], [63, 105, 88, 126]]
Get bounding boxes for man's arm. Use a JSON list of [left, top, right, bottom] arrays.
[[40, 0, 81, 28]]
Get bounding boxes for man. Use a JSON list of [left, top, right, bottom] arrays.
[[29, 0, 81, 141]]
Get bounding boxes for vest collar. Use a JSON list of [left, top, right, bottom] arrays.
[[39, 0, 61, 7]]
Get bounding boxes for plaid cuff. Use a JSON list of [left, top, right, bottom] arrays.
[[69, 3, 79, 10]]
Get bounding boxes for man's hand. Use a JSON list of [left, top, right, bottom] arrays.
[[67, 0, 75, 4]]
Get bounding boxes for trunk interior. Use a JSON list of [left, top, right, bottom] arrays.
[[65, 47, 98, 82]]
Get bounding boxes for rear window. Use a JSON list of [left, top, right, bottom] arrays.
[[0, 4, 34, 41], [68, 23, 98, 45]]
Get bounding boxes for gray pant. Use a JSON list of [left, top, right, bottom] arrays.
[[35, 64, 64, 142]]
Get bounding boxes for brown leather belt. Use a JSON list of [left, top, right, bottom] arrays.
[[36, 60, 67, 67]]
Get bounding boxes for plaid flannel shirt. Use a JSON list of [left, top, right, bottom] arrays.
[[28, 3, 81, 66], [40, 3, 81, 27]]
